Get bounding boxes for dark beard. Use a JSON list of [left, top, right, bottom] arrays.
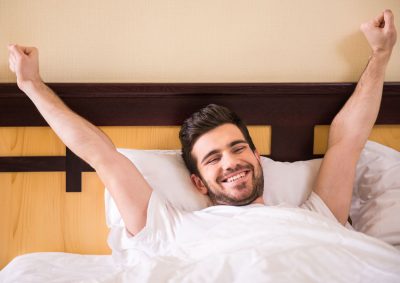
[[202, 163, 264, 206]]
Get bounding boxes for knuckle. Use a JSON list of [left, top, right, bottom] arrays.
[[360, 23, 369, 31]]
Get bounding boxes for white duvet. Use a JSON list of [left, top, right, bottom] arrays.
[[2, 200, 400, 283]]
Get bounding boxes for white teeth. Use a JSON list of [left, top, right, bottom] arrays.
[[227, 172, 246, 183]]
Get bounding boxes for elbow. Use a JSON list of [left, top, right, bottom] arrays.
[[328, 119, 367, 152], [328, 116, 347, 147]]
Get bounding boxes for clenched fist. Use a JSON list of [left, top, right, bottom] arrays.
[[360, 9, 397, 56], [8, 44, 42, 92]]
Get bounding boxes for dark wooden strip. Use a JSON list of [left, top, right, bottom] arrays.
[[0, 82, 398, 97], [39, 93, 341, 127], [0, 83, 358, 97], [313, 154, 325, 159], [66, 148, 82, 192], [0, 156, 65, 172], [1, 83, 399, 127], [270, 125, 315, 162], [81, 162, 95, 172]]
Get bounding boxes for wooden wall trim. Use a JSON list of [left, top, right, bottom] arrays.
[[1, 83, 399, 127], [1, 82, 399, 97]]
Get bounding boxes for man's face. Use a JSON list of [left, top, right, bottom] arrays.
[[191, 123, 264, 206]]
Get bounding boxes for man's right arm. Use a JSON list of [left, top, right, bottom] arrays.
[[8, 45, 152, 236]]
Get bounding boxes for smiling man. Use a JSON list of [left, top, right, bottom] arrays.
[[7, 10, 397, 238]]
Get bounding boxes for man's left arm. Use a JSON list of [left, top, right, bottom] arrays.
[[313, 9, 397, 225]]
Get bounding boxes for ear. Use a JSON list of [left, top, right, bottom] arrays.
[[190, 174, 208, 195]]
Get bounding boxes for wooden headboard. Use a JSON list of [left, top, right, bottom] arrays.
[[1, 82, 400, 192]]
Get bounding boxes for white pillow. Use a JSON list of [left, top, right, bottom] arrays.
[[261, 157, 321, 206], [350, 141, 400, 248], [105, 141, 400, 248]]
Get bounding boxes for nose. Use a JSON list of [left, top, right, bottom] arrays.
[[221, 152, 238, 171]]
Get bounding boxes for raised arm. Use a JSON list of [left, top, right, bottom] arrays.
[[312, 9, 397, 225], [8, 45, 152, 235]]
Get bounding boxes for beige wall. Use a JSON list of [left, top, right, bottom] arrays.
[[0, 0, 399, 83]]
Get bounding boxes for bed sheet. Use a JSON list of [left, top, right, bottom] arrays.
[[0, 252, 118, 283], [1, 205, 400, 282]]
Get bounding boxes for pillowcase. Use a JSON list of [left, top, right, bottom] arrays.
[[350, 141, 400, 248], [104, 141, 400, 249], [261, 157, 322, 206]]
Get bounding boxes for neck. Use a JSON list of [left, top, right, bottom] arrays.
[[251, 196, 265, 205]]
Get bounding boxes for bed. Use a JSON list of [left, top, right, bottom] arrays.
[[0, 82, 400, 282]]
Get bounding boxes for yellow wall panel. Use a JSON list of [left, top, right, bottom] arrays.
[[64, 173, 110, 254], [0, 127, 65, 156], [0, 172, 66, 269], [0, 171, 111, 269], [100, 125, 271, 155], [100, 126, 182, 150], [314, 125, 400, 154], [248, 126, 271, 155]]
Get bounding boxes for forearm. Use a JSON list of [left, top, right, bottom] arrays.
[[23, 81, 116, 167], [328, 51, 391, 149]]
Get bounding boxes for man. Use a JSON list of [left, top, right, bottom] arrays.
[[8, 10, 397, 238]]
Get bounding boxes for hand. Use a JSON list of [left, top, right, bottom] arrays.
[[8, 44, 43, 92], [360, 9, 397, 57]]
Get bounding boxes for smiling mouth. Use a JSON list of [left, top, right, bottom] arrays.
[[221, 170, 250, 183]]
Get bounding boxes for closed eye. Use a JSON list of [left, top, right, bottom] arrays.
[[233, 146, 246, 153], [206, 156, 221, 165]]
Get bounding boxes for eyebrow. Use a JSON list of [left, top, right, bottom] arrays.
[[200, 139, 248, 165]]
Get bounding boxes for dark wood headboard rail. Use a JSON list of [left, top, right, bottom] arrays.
[[1, 82, 399, 192]]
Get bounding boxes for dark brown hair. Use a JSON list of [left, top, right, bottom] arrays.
[[179, 104, 256, 175]]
